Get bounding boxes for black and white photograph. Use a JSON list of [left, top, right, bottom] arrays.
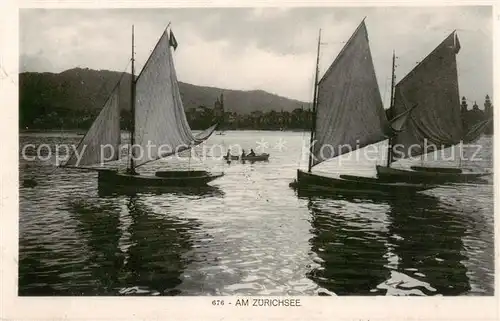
[[1, 1, 497, 320]]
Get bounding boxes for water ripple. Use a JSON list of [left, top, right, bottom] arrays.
[[18, 132, 494, 296]]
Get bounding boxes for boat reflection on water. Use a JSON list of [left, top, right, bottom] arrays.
[[118, 196, 202, 295], [68, 199, 126, 295], [304, 192, 470, 296], [97, 183, 225, 198], [64, 192, 207, 295], [305, 194, 391, 295], [384, 195, 470, 296]]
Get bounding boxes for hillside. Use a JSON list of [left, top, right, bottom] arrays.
[[19, 68, 310, 129]]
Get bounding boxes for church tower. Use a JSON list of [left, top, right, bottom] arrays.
[[484, 94, 493, 116], [213, 92, 225, 122], [460, 96, 468, 113]]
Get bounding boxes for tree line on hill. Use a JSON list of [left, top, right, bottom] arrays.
[[19, 68, 309, 131], [19, 68, 492, 136], [185, 94, 312, 130]]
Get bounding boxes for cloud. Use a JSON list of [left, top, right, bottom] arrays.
[[19, 6, 493, 103], [20, 53, 53, 72]]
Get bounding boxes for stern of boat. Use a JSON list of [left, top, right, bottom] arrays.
[[98, 169, 224, 189], [97, 168, 119, 183]]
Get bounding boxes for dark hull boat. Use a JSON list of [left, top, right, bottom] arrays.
[[242, 153, 269, 161], [97, 173, 224, 197], [294, 180, 440, 208], [379, 31, 492, 184], [292, 170, 434, 196], [62, 25, 223, 191], [97, 169, 224, 187], [376, 165, 490, 184], [224, 153, 270, 162], [292, 20, 432, 198]]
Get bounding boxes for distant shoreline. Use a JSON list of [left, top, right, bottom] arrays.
[[20, 129, 86, 133], [19, 128, 310, 134], [20, 129, 89, 134]]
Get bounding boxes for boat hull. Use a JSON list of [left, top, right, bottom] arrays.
[[410, 166, 463, 174], [376, 165, 491, 184], [223, 155, 240, 160], [241, 153, 269, 161], [223, 153, 270, 161], [97, 182, 224, 197], [292, 169, 434, 197], [97, 169, 224, 188]]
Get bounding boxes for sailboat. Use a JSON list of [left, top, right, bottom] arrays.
[[291, 19, 435, 196], [62, 25, 224, 188], [376, 31, 492, 184]]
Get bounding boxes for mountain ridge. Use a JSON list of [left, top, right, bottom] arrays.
[[20, 67, 311, 115]]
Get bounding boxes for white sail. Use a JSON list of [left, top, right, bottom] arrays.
[[390, 31, 465, 161], [64, 85, 121, 167], [312, 21, 389, 167], [133, 29, 217, 167]]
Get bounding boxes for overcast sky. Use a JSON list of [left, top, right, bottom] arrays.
[[20, 7, 493, 106]]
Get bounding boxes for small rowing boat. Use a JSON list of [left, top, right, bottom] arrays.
[[223, 153, 270, 162]]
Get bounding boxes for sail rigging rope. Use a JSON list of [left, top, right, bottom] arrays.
[[298, 124, 306, 170]]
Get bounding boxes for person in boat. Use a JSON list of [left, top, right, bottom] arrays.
[[226, 149, 231, 159], [241, 149, 246, 158], [248, 149, 256, 157]]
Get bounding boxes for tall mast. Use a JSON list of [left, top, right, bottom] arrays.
[[307, 29, 321, 173], [386, 50, 396, 167], [129, 25, 136, 173]]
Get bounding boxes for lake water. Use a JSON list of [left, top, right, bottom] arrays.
[[18, 131, 494, 296]]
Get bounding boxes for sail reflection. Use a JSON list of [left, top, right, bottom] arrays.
[[120, 196, 202, 295], [386, 196, 470, 295], [306, 195, 391, 295], [67, 194, 204, 295], [306, 192, 471, 295], [69, 200, 125, 295]]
